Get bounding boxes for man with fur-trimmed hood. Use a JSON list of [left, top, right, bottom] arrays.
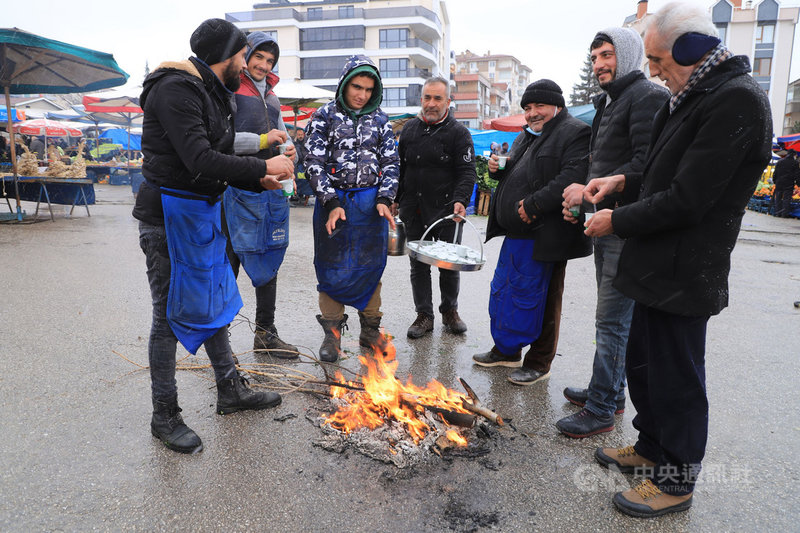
[[134, 18, 293, 454], [556, 27, 669, 438], [304, 55, 399, 362]]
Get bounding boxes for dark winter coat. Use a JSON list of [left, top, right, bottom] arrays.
[[133, 58, 266, 225], [589, 72, 669, 210], [612, 55, 773, 317], [772, 154, 800, 191], [397, 112, 477, 239], [486, 109, 592, 262]]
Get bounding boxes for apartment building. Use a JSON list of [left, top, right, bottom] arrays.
[[626, 0, 798, 136], [225, 0, 451, 116], [451, 73, 511, 129], [454, 50, 532, 110]]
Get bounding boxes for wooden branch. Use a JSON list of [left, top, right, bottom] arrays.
[[461, 399, 504, 426]]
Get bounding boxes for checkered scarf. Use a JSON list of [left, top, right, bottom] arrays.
[[669, 43, 732, 114]]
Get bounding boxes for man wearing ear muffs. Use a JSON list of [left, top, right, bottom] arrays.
[[581, 2, 772, 519]]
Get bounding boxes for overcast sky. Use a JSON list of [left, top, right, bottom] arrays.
[[6, 0, 800, 97]]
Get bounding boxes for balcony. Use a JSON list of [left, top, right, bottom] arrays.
[[229, 5, 440, 31]]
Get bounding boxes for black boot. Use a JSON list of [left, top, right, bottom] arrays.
[[317, 314, 348, 362], [151, 397, 203, 454], [358, 312, 388, 354], [253, 324, 299, 360], [216, 374, 282, 415]]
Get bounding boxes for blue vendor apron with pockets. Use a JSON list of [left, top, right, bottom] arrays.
[[161, 187, 243, 354], [489, 237, 554, 354], [223, 187, 289, 287], [313, 186, 387, 311]]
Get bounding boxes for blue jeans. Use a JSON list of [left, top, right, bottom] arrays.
[[138, 222, 237, 403], [585, 235, 635, 418]]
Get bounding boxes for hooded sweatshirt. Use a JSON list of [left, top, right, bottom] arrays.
[[587, 27, 669, 210], [304, 55, 399, 211]]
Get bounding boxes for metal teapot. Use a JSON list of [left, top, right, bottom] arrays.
[[387, 216, 406, 256]]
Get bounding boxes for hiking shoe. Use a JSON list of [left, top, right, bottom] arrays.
[[507, 367, 551, 385], [407, 312, 434, 339], [151, 398, 203, 454], [563, 387, 625, 414], [253, 325, 299, 360], [441, 308, 467, 334], [595, 445, 656, 474], [216, 375, 282, 415], [613, 480, 693, 518], [472, 347, 522, 368], [556, 408, 614, 438]]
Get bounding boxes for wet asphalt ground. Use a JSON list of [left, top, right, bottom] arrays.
[[1, 184, 798, 532]]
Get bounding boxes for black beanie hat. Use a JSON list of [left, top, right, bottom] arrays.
[[520, 79, 565, 109], [190, 18, 248, 65]]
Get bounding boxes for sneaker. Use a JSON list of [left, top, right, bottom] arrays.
[[507, 367, 551, 385], [613, 480, 693, 518], [407, 312, 434, 339], [472, 347, 522, 368], [441, 309, 467, 334], [563, 387, 625, 415], [595, 445, 656, 474], [556, 408, 614, 438]]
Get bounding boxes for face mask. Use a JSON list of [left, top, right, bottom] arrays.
[[526, 127, 542, 136]]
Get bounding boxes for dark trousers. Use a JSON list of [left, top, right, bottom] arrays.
[[138, 222, 237, 402], [627, 303, 709, 496], [774, 188, 794, 218], [522, 260, 566, 373], [409, 257, 460, 316]]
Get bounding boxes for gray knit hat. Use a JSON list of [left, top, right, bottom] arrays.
[[520, 79, 565, 109]]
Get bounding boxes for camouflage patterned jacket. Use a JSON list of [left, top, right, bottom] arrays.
[[304, 55, 399, 211]]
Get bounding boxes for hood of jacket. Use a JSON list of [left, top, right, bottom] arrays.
[[335, 54, 383, 117], [245, 31, 280, 66], [595, 26, 644, 80]]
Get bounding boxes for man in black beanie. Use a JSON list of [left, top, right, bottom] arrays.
[[133, 18, 294, 454], [472, 79, 591, 386]]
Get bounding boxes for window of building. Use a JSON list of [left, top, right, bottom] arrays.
[[307, 7, 322, 20], [488, 61, 496, 69], [755, 23, 775, 44], [469, 62, 478, 73], [379, 28, 408, 49], [753, 57, 772, 76], [379, 58, 408, 78], [300, 26, 365, 51], [301, 56, 351, 79], [338, 5, 354, 18], [383, 87, 407, 107]]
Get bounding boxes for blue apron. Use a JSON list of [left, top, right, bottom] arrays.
[[223, 187, 289, 287], [489, 237, 554, 355], [313, 186, 387, 311], [161, 188, 243, 354]]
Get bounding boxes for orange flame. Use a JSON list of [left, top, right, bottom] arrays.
[[324, 340, 471, 444], [446, 430, 468, 447]]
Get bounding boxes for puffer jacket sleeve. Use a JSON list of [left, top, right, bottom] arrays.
[[376, 117, 399, 205], [304, 104, 338, 209], [611, 85, 668, 179]]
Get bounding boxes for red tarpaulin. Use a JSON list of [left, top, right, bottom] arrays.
[[488, 114, 525, 132]]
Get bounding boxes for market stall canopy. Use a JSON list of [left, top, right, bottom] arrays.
[[0, 108, 25, 122], [273, 79, 335, 129], [14, 118, 83, 137], [0, 28, 128, 94], [486, 104, 597, 132], [0, 27, 128, 221], [777, 133, 800, 152], [99, 127, 141, 150]]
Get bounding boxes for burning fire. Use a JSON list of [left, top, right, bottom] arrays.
[[325, 345, 470, 447]]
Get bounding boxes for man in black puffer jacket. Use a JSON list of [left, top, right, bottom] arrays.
[[556, 27, 668, 439], [472, 79, 591, 385], [396, 77, 477, 339], [134, 19, 294, 455]]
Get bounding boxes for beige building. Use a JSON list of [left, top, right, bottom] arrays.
[[454, 50, 531, 110], [225, 0, 451, 116], [625, 0, 798, 136], [451, 73, 511, 129]]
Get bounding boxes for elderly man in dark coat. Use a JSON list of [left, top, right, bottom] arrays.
[[583, 3, 772, 518]]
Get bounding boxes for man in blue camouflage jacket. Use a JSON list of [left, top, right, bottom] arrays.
[[304, 55, 399, 361]]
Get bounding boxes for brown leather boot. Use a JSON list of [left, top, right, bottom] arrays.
[[595, 445, 656, 474], [407, 312, 434, 339], [441, 308, 467, 334], [613, 479, 693, 518]]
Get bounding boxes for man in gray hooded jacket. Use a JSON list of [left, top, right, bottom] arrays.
[[556, 27, 668, 438]]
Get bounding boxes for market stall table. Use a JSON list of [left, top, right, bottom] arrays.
[[2, 176, 94, 221]]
